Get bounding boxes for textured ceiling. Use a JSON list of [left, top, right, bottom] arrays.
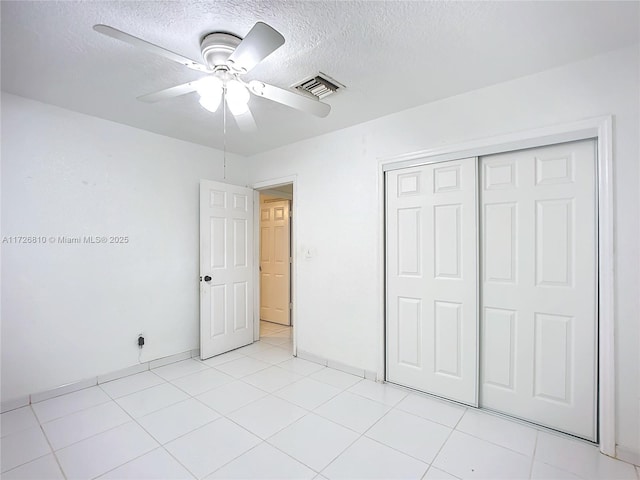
[[2, 1, 638, 155]]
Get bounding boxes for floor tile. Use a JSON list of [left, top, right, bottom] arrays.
[[260, 335, 291, 347], [432, 430, 531, 479], [247, 346, 294, 365], [98, 448, 195, 479], [31, 387, 111, 423], [137, 398, 220, 444], [269, 414, 359, 471], [455, 409, 537, 456], [274, 377, 342, 410], [165, 418, 260, 479], [227, 395, 307, 439], [42, 401, 130, 450], [423, 467, 460, 479], [322, 436, 428, 479], [530, 461, 581, 479], [196, 381, 267, 415], [315, 391, 390, 433], [214, 356, 271, 378], [310, 368, 362, 390], [0, 427, 51, 473], [277, 358, 325, 376], [206, 442, 315, 479], [365, 409, 451, 463], [99, 371, 164, 399], [535, 431, 637, 479], [236, 342, 277, 356], [201, 350, 245, 368], [56, 422, 157, 480], [262, 327, 291, 338], [152, 360, 210, 381], [260, 322, 292, 335], [395, 393, 466, 428], [0, 406, 39, 437], [1, 454, 65, 479], [116, 383, 189, 418], [170, 368, 234, 396], [348, 380, 408, 406], [242, 366, 302, 393], [275, 344, 294, 356]]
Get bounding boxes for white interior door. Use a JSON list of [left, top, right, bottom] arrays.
[[386, 158, 478, 406], [479, 140, 597, 440], [260, 199, 291, 325], [200, 180, 254, 359]]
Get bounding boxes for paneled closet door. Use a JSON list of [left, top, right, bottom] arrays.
[[386, 158, 478, 406], [479, 140, 597, 440]]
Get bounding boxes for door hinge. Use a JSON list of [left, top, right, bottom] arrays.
[[289, 210, 292, 218], [289, 302, 293, 309], [289, 257, 293, 264]]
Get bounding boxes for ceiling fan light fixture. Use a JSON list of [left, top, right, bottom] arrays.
[[196, 76, 223, 98], [199, 93, 222, 113], [226, 79, 250, 115], [197, 76, 223, 112]]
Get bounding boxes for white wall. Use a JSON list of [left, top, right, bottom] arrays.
[[247, 46, 640, 459], [1, 93, 248, 402]]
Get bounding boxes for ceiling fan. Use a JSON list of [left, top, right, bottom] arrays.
[[93, 22, 331, 130]]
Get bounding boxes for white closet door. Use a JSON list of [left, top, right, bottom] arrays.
[[480, 140, 597, 440], [386, 158, 478, 406]]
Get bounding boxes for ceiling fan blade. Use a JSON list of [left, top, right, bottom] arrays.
[[93, 24, 210, 73], [248, 81, 330, 118], [227, 22, 284, 73], [137, 81, 200, 103], [231, 109, 258, 132]]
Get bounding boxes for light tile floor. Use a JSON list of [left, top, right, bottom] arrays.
[[1, 321, 638, 479]]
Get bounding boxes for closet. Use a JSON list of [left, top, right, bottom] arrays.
[[385, 139, 597, 441]]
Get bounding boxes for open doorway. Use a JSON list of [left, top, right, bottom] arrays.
[[256, 183, 293, 349]]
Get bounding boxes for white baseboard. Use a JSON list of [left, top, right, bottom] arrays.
[[148, 351, 192, 369], [297, 350, 379, 383], [31, 377, 98, 404], [615, 445, 640, 467], [1, 348, 197, 411], [3, 347, 377, 413], [327, 359, 365, 377], [97, 363, 149, 384], [0, 396, 30, 414], [296, 350, 328, 367]]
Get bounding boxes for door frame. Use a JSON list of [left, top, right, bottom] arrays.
[[252, 175, 297, 356], [378, 116, 614, 455]]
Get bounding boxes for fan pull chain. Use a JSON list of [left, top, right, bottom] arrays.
[[223, 85, 227, 180]]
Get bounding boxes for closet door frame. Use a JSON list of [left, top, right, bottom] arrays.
[[377, 116, 614, 456]]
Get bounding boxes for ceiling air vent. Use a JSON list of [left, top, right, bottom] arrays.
[[294, 73, 344, 99]]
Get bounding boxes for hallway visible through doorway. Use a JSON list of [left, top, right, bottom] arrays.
[[259, 320, 292, 351]]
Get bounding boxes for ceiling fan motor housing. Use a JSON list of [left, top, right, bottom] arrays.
[[200, 32, 242, 69]]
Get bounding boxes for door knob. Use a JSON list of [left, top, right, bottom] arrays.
[[204, 275, 212, 282]]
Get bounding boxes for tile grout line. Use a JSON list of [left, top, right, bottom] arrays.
[[453, 421, 540, 458], [527, 430, 539, 479], [96, 388, 200, 480], [98, 372, 167, 401], [362, 431, 431, 472], [34, 403, 68, 480], [308, 389, 415, 476], [265, 410, 365, 476], [345, 380, 409, 408], [425, 406, 468, 477]]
